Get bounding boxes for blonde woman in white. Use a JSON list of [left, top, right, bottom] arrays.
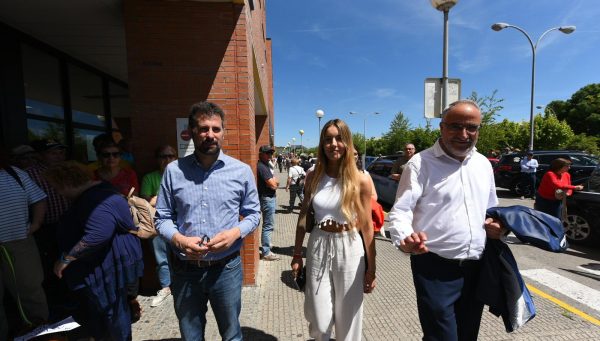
[[291, 118, 377, 341]]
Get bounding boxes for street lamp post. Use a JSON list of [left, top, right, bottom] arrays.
[[349, 111, 380, 170], [292, 137, 296, 155], [315, 109, 325, 135], [491, 23, 575, 151], [430, 0, 459, 110], [299, 130, 304, 154]]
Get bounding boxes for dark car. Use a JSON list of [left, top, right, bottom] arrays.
[[494, 150, 598, 195], [366, 158, 398, 206], [564, 165, 600, 245]]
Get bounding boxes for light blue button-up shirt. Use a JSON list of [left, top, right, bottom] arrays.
[[155, 151, 261, 260]]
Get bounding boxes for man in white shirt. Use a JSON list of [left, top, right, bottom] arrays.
[[519, 151, 538, 199], [387, 100, 505, 341]]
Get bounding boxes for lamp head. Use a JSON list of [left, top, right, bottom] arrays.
[[299, 130, 304, 135], [559, 26, 576, 34], [430, 0, 458, 11], [491, 23, 509, 31], [315, 109, 325, 118]]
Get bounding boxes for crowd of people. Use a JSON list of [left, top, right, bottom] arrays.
[[0, 99, 584, 340]]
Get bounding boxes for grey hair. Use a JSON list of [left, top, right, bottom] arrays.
[[441, 99, 481, 120]]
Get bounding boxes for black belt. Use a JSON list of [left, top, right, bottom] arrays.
[[172, 251, 239, 269], [418, 252, 480, 267]]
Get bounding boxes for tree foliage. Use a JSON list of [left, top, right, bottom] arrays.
[[467, 90, 504, 125], [549, 83, 600, 137], [381, 111, 411, 154]]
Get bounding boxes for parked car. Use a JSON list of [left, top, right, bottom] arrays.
[[364, 156, 378, 169], [494, 150, 598, 195], [564, 165, 600, 245], [366, 158, 398, 206]]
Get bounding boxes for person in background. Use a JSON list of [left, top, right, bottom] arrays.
[[257, 145, 280, 261], [291, 119, 376, 341], [0, 144, 48, 340], [94, 140, 139, 196], [45, 161, 143, 341], [118, 137, 135, 168], [277, 153, 284, 173], [534, 158, 583, 220], [27, 139, 70, 308], [155, 101, 261, 340], [286, 158, 306, 212], [387, 100, 504, 340], [92, 139, 141, 321], [389, 143, 416, 181], [140, 144, 177, 308], [10, 144, 38, 170], [519, 151, 538, 199]]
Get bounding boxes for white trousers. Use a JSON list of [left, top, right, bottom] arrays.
[[304, 227, 365, 341]]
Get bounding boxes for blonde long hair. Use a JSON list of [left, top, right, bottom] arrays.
[[307, 119, 364, 227]]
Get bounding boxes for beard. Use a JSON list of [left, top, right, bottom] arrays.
[[196, 140, 221, 155], [440, 137, 477, 159]]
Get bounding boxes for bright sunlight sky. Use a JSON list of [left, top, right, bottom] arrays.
[[268, 0, 600, 149]]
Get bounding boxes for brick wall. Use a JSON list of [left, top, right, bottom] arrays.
[[124, 0, 273, 286]]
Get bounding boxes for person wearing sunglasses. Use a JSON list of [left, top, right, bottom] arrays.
[[388, 99, 504, 341], [93, 140, 139, 197], [140, 144, 178, 308]]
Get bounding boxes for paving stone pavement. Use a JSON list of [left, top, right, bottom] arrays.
[[133, 171, 600, 340]]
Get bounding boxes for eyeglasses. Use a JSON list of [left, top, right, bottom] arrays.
[[158, 154, 176, 159], [100, 152, 121, 158], [442, 122, 480, 133]]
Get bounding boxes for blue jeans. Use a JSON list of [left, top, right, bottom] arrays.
[[152, 236, 171, 288], [260, 196, 276, 256], [534, 193, 562, 220], [171, 255, 243, 341]]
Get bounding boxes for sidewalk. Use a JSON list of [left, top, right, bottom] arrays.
[[133, 171, 600, 340]]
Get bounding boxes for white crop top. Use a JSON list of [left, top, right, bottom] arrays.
[[312, 174, 349, 224]]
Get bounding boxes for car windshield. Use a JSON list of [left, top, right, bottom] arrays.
[[570, 154, 599, 166]]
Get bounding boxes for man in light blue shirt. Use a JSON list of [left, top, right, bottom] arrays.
[[156, 101, 260, 341], [520, 151, 539, 199]]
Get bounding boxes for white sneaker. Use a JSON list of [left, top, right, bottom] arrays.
[[150, 287, 171, 307], [379, 226, 386, 238]]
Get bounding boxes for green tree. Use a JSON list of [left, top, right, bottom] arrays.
[[467, 90, 504, 125], [551, 83, 600, 136], [533, 113, 575, 150], [352, 133, 366, 155], [408, 127, 439, 152], [565, 134, 600, 155], [382, 111, 411, 154]]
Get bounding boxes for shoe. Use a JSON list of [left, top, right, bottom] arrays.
[[262, 253, 280, 261], [129, 298, 142, 323], [379, 226, 386, 238], [150, 287, 171, 307]]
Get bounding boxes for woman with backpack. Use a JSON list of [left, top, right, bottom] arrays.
[[45, 161, 143, 341], [286, 158, 306, 212]]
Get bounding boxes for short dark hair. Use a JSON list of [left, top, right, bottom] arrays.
[[550, 158, 571, 172], [188, 101, 225, 130]]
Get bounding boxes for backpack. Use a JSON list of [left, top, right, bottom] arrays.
[[126, 187, 158, 239], [293, 167, 305, 187]]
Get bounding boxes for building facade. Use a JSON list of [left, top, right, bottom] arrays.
[[0, 0, 274, 286]]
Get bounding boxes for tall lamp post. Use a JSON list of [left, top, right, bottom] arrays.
[[430, 0, 459, 110], [491, 23, 575, 151], [292, 137, 296, 155], [315, 109, 325, 135], [349, 111, 380, 170], [299, 130, 304, 154]]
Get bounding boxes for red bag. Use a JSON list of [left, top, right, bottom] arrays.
[[371, 197, 385, 232]]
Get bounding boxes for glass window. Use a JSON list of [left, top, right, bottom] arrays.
[[69, 65, 105, 127], [73, 128, 105, 163], [21, 44, 64, 119], [27, 119, 65, 143]]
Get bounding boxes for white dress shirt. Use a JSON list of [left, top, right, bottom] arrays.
[[387, 140, 498, 260]]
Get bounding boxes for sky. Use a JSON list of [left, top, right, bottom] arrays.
[[267, 0, 600, 149]]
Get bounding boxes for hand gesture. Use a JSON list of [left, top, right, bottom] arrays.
[[291, 257, 303, 279], [206, 227, 241, 253], [399, 232, 428, 254], [484, 217, 506, 240]]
